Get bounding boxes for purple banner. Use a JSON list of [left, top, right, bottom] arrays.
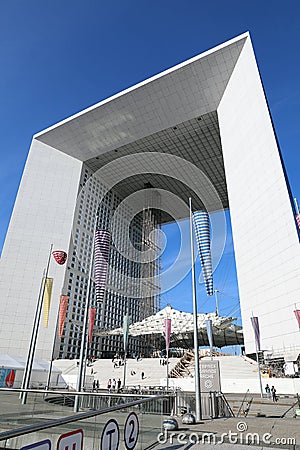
[[294, 310, 300, 328], [250, 316, 261, 351]]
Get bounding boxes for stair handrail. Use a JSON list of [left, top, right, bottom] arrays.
[[280, 393, 300, 418], [218, 392, 235, 417], [237, 389, 251, 417]]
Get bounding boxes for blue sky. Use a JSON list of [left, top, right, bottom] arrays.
[[160, 211, 240, 324], [0, 1, 299, 326]]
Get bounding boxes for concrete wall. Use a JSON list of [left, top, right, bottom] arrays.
[[167, 376, 300, 395], [0, 140, 82, 359], [218, 37, 300, 355]]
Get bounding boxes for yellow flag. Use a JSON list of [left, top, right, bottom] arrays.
[[43, 278, 53, 328]]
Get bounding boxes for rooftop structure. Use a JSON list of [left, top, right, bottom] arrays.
[[104, 305, 244, 348]]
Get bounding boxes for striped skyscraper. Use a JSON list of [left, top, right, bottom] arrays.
[[94, 229, 111, 303], [193, 210, 213, 296]]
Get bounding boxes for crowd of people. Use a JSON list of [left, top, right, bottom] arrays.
[[160, 358, 169, 366], [92, 379, 100, 390], [106, 378, 122, 392]]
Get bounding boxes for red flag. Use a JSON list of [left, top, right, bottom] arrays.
[[52, 250, 67, 265], [88, 308, 96, 343], [164, 318, 171, 351], [5, 370, 15, 388], [58, 295, 69, 338], [296, 214, 300, 231], [294, 310, 300, 328]]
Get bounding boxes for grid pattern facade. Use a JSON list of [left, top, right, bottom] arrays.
[[58, 165, 160, 359]]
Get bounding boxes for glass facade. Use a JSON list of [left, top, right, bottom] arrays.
[[58, 165, 161, 359]]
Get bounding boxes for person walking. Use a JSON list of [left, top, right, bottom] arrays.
[[271, 386, 277, 402], [117, 378, 122, 391], [265, 384, 271, 399], [107, 378, 111, 393], [112, 378, 116, 391]]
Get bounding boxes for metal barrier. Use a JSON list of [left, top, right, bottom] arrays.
[[175, 390, 234, 419], [0, 388, 167, 450], [79, 387, 176, 414], [0, 387, 233, 450]]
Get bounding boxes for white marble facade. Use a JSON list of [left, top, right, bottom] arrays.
[[0, 32, 299, 360]]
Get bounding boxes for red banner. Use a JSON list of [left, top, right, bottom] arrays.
[[164, 318, 171, 351], [52, 250, 67, 265], [294, 310, 300, 328], [296, 214, 300, 230], [88, 308, 96, 343], [58, 295, 69, 338]]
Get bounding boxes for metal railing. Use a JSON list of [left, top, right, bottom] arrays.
[[175, 390, 234, 419], [0, 388, 166, 442], [236, 389, 253, 417], [281, 393, 300, 418]]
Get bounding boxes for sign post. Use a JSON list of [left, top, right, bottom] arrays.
[[101, 419, 120, 450], [199, 360, 221, 392]]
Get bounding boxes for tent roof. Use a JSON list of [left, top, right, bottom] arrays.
[[99, 305, 243, 348], [0, 354, 61, 373]]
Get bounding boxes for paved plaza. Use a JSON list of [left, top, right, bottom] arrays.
[[0, 391, 299, 449]]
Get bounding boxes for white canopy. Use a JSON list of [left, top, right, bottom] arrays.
[[0, 354, 61, 373], [99, 305, 243, 348]]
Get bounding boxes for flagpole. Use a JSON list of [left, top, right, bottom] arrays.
[[164, 318, 171, 391], [189, 197, 202, 421], [19, 269, 45, 400], [123, 312, 129, 389], [206, 319, 213, 361], [251, 312, 263, 398], [83, 333, 89, 388], [21, 243, 53, 404], [123, 349, 127, 389], [294, 304, 300, 331], [256, 343, 264, 399], [45, 311, 59, 393], [166, 345, 169, 390], [74, 209, 99, 413]]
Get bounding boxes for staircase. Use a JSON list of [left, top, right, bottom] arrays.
[[44, 395, 75, 408], [169, 350, 195, 378]]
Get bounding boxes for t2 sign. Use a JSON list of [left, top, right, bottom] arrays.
[[124, 412, 139, 450]]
